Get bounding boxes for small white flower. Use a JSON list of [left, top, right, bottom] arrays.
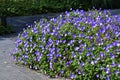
[[106, 65, 110, 67], [118, 64, 120, 68], [98, 43, 101, 46], [64, 34, 67, 36], [91, 61, 95, 65], [117, 43, 120, 46], [100, 23, 102, 26], [79, 56, 82, 60]]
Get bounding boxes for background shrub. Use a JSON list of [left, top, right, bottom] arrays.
[[12, 9, 120, 80], [0, 0, 120, 17], [0, 25, 14, 35], [0, 0, 120, 28]]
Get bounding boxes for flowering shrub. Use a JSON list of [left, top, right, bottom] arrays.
[[12, 9, 120, 80]]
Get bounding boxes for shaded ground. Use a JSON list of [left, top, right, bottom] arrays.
[[7, 13, 61, 34], [110, 9, 120, 15], [0, 9, 120, 80]]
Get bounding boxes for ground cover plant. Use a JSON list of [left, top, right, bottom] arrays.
[[12, 9, 120, 80]]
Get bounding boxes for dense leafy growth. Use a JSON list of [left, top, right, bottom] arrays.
[[0, 25, 14, 35], [12, 9, 120, 80], [0, 0, 120, 17]]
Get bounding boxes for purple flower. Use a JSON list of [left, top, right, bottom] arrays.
[[16, 39, 22, 44], [23, 55, 28, 59], [91, 55, 95, 59], [32, 27, 38, 33], [48, 56, 53, 61], [109, 53, 115, 59], [80, 62, 85, 67], [104, 68, 110, 74], [75, 47, 79, 51], [81, 71, 85, 76], [22, 31, 28, 38], [72, 52, 76, 58], [107, 44, 113, 49], [16, 39, 22, 47], [53, 31, 58, 36], [73, 34, 76, 38], [86, 52, 92, 56], [106, 17, 111, 23], [100, 66, 104, 70], [67, 32, 71, 35], [81, 26, 85, 31], [55, 40, 60, 45], [118, 64, 120, 68], [49, 62, 53, 70], [114, 70, 120, 74], [39, 44, 42, 48], [70, 73, 76, 79], [111, 62, 116, 67], [48, 38, 53, 43], [117, 43, 120, 46], [70, 8, 72, 11], [60, 70, 64, 74], [78, 34, 84, 37], [66, 62, 69, 67], [55, 54, 61, 57], [36, 55, 42, 61], [92, 22, 97, 28], [30, 36, 33, 42], [88, 36, 93, 40], [99, 29, 105, 34], [62, 40, 66, 43], [106, 76, 110, 80], [56, 48, 60, 52], [77, 27, 81, 30], [24, 41, 29, 47], [57, 35, 62, 39], [67, 40, 74, 46], [46, 28, 50, 32], [65, 48, 68, 51], [100, 52, 105, 58], [66, 60, 72, 67], [96, 74, 99, 78], [78, 40, 82, 43]]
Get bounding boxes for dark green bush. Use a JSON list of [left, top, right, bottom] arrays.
[[0, 24, 14, 35], [0, 0, 120, 17]]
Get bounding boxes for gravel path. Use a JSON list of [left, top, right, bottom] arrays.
[[0, 35, 51, 80], [0, 10, 120, 80]]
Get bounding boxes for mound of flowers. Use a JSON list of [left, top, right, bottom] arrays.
[[12, 9, 120, 80]]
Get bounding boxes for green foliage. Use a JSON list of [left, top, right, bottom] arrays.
[[12, 10, 120, 80], [0, 24, 14, 35], [0, 0, 120, 17]]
